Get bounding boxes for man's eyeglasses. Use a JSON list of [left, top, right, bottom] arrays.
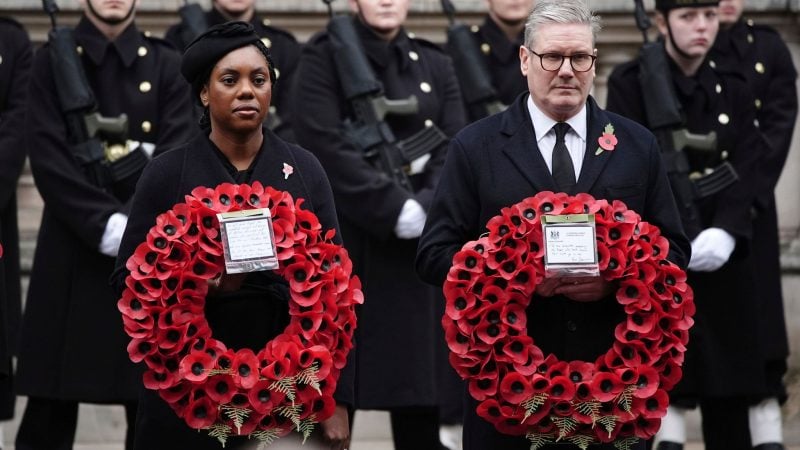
[[525, 48, 597, 72]]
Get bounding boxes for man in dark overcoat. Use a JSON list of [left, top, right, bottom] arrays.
[[292, 0, 467, 447], [15, 0, 195, 448], [606, 0, 772, 449], [416, 1, 690, 449], [450, 0, 533, 122], [711, 0, 798, 447], [0, 15, 32, 444], [165, 0, 301, 141]]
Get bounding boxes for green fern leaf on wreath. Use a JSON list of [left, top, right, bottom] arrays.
[[616, 385, 635, 415], [613, 437, 641, 450], [275, 404, 303, 428], [297, 415, 317, 443], [551, 416, 579, 441], [207, 423, 232, 447], [597, 414, 619, 439], [566, 433, 594, 450], [250, 428, 284, 449], [575, 400, 601, 425], [521, 393, 549, 423], [221, 404, 251, 434], [526, 432, 556, 450], [297, 362, 322, 395], [269, 377, 297, 404]]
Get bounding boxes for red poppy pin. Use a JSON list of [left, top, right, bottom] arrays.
[[282, 162, 294, 180], [595, 123, 617, 155]]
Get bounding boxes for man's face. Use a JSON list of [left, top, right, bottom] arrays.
[[718, 0, 744, 26], [486, 0, 534, 27], [213, 0, 256, 18], [659, 7, 719, 59], [349, 0, 410, 37], [519, 22, 595, 122], [83, 0, 137, 24]]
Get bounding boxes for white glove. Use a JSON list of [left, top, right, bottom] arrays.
[[99, 212, 128, 257], [394, 199, 426, 239], [688, 227, 735, 272], [129, 140, 156, 158]]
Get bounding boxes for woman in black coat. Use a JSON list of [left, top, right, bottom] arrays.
[[292, 0, 467, 448], [112, 22, 352, 450]]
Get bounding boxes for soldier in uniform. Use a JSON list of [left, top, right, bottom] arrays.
[[711, 1, 798, 448], [14, 0, 195, 448], [455, 0, 533, 121], [165, 0, 301, 141], [0, 15, 32, 447], [606, 1, 769, 449], [292, 0, 467, 447]]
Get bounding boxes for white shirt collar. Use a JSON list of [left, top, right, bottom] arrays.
[[526, 95, 588, 143]]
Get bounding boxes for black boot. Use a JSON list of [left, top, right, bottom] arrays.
[[656, 443, 684, 450], [754, 444, 785, 450]]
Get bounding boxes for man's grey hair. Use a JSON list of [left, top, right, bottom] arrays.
[[523, 0, 602, 49]]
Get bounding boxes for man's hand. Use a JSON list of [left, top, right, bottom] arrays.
[[320, 405, 350, 450], [552, 276, 615, 302], [688, 227, 735, 272]]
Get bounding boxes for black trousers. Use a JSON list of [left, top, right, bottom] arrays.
[[389, 406, 442, 450], [15, 397, 136, 450], [698, 398, 752, 450]]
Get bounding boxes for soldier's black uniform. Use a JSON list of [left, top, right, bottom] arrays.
[[293, 16, 467, 450], [165, 8, 301, 140], [470, 17, 526, 118], [711, 18, 798, 401], [15, 16, 194, 450], [607, 52, 768, 449], [0, 16, 32, 421]]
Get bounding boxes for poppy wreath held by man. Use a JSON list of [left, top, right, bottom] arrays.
[[443, 191, 695, 450], [118, 182, 362, 446]]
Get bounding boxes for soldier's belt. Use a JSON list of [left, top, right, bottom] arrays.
[[691, 161, 738, 199], [72, 138, 150, 186]]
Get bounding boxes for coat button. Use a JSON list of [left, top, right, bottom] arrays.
[[261, 37, 272, 48], [709, 60, 716, 69], [424, 119, 433, 127], [566, 320, 577, 332], [715, 84, 722, 94], [274, 68, 280, 80], [755, 98, 762, 109], [141, 121, 152, 133], [747, 33, 754, 43], [144, 30, 152, 37], [0, 55, 3, 65], [76, 45, 83, 55], [420, 82, 432, 93], [471, 25, 479, 33], [262, 18, 271, 26], [139, 81, 152, 93], [718, 113, 730, 125], [407, 32, 416, 39], [481, 43, 491, 55], [755, 62, 765, 74], [408, 51, 419, 61], [137, 46, 148, 57], [721, 150, 729, 160]]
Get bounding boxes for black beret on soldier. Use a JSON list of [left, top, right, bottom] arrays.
[[180, 21, 277, 102], [655, 0, 719, 12]]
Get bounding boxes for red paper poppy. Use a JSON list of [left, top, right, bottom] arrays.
[[119, 183, 360, 443]]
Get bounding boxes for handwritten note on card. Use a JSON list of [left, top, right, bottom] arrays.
[[225, 218, 275, 261], [544, 226, 595, 264]]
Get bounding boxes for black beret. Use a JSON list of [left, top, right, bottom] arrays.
[[180, 21, 270, 86], [656, 0, 719, 12]]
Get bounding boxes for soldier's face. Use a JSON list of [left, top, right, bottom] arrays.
[[349, 0, 410, 40], [213, 0, 255, 18], [486, 0, 534, 27], [659, 7, 719, 59], [83, 0, 137, 25], [718, 0, 744, 26], [519, 23, 596, 122], [201, 45, 272, 134]]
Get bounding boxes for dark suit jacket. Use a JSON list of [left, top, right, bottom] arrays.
[[416, 93, 689, 449]]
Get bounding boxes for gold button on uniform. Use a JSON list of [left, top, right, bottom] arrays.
[[747, 33, 754, 43], [261, 37, 272, 48], [139, 81, 152, 93], [138, 46, 148, 57], [420, 82, 431, 93], [0, 55, 3, 65], [715, 84, 722, 94], [471, 25, 479, 33], [721, 150, 729, 160], [262, 18, 272, 26], [144, 30, 152, 37], [755, 62, 765, 74], [747, 19, 754, 26], [76, 46, 83, 55], [755, 98, 762, 109], [424, 119, 433, 127], [718, 113, 730, 125], [407, 32, 416, 39], [709, 60, 716, 69], [481, 43, 491, 55], [141, 121, 152, 133], [274, 68, 280, 80], [409, 51, 419, 61]]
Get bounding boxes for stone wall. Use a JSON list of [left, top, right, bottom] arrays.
[[3, 0, 800, 379]]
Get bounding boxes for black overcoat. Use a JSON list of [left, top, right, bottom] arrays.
[[110, 129, 354, 448], [451, 16, 528, 121], [416, 94, 689, 449], [712, 19, 798, 388], [165, 8, 301, 140], [17, 17, 195, 402], [293, 17, 467, 408], [0, 17, 30, 377], [607, 54, 770, 399]]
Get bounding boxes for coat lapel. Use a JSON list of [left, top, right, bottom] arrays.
[[574, 97, 613, 194], [500, 95, 558, 192]]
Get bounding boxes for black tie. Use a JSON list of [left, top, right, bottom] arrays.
[[552, 122, 576, 192]]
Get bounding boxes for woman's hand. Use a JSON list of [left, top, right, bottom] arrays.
[[207, 272, 247, 293], [320, 405, 350, 450]]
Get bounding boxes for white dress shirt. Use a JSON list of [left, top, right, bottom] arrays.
[[526, 95, 587, 182]]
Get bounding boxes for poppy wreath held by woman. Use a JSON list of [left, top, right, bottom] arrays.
[[443, 191, 695, 450], [118, 182, 362, 446]]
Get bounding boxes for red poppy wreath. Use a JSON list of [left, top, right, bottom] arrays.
[[118, 182, 362, 446], [443, 191, 695, 450]]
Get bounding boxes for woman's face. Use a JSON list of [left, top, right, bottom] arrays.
[[349, 0, 410, 40], [201, 45, 272, 134]]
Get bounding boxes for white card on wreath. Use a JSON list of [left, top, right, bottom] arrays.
[[217, 209, 279, 273], [542, 214, 600, 278]]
